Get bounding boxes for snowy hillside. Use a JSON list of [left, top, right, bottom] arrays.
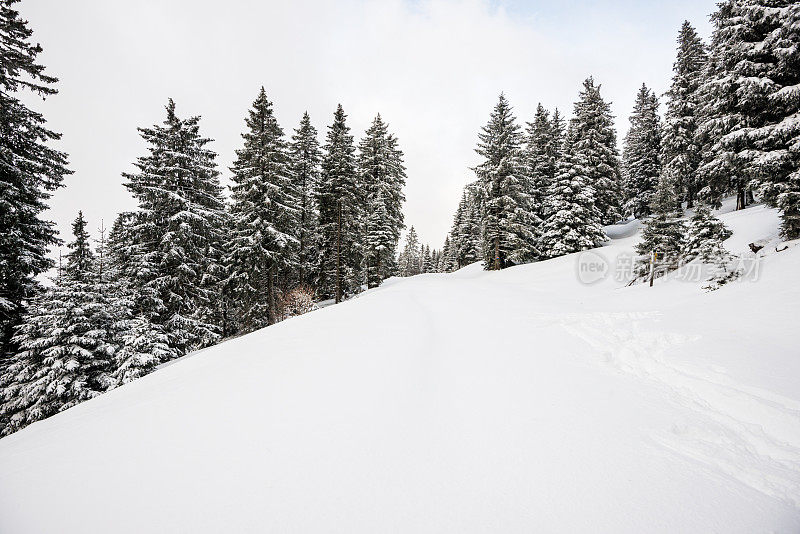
[[1, 203, 799, 533]]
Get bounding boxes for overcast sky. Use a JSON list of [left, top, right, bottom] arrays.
[[20, 0, 717, 253]]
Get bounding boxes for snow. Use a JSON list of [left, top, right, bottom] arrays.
[[1, 203, 799, 533]]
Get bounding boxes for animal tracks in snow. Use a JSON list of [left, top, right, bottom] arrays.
[[556, 311, 800, 508]]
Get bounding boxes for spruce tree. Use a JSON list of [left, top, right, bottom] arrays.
[[635, 172, 686, 279], [622, 84, 662, 218], [121, 99, 226, 355], [740, 2, 800, 238], [0, 212, 116, 435], [289, 112, 322, 287], [684, 205, 732, 262], [525, 104, 555, 225], [317, 105, 361, 302], [358, 114, 407, 287], [227, 88, 299, 331], [568, 77, 623, 224], [684, 204, 738, 288], [450, 189, 482, 268], [539, 147, 607, 258], [398, 226, 421, 277], [475, 94, 538, 269], [662, 21, 707, 209], [695, 0, 790, 210], [0, 0, 71, 359]]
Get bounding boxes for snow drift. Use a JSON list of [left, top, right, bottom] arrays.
[[1, 202, 799, 533]]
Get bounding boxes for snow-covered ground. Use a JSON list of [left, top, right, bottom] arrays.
[[1, 202, 799, 533]]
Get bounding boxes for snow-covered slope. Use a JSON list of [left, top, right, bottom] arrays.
[[1, 204, 799, 533]]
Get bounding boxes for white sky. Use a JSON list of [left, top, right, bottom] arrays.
[[19, 0, 716, 252]]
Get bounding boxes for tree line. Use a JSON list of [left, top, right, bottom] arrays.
[[0, 1, 407, 434], [438, 3, 799, 275]]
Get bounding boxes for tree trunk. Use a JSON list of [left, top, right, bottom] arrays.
[[493, 237, 500, 270], [267, 266, 276, 325], [336, 202, 342, 304]]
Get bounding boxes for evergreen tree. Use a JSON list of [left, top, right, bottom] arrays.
[[289, 112, 322, 286], [683, 204, 732, 262], [398, 226, 421, 277], [358, 114, 407, 287], [450, 188, 482, 268], [317, 105, 361, 302], [622, 84, 662, 218], [525, 104, 556, 225], [695, 0, 790, 210], [121, 99, 226, 355], [662, 21, 707, 209], [740, 2, 800, 238], [0, 212, 115, 435], [684, 204, 738, 289], [635, 172, 686, 279], [568, 77, 623, 224], [539, 147, 607, 258], [475, 94, 538, 269], [0, 0, 71, 359], [226, 88, 299, 332]]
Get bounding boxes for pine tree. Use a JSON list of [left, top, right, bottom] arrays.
[[684, 204, 732, 262], [289, 112, 322, 287], [525, 104, 556, 225], [662, 21, 707, 210], [695, 1, 790, 210], [398, 226, 421, 277], [475, 94, 538, 269], [635, 172, 686, 279], [450, 188, 482, 268], [226, 88, 299, 332], [622, 84, 662, 218], [0, 0, 71, 359], [568, 77, 623, 224], [684, 204, 738, 289], [121, 99, 227, 355], [0, 212, 116, 435], [539, 147, 607, 258], [739, 2, 800, 238], [358, 114, 407, 287], [317, 105, 361, 302]]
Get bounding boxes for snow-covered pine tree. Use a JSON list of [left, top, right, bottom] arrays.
[[683, 204, 738, 288], [622, 84, 662, 218], [568, 77, 623, 224], [525, 104, 555, 227], [539, 145, 607, 258], [683, 204, 732, 262], [634, 172, 686, 280], [0, 212, 116, 435], [475, 94, 538, 269], [450, 188, 482, 268], [0, 0, 71, 359], [662, 21, 707, 210], [739, 2, 800, 239], [358, 114, 407, 287], [695, 0, 786, 210], [398, 226, 421, 277], [289, 112, 322, 287], [317, 105, 361, 302], [121, 99, 227, 355], [226, 88, 299, 332]]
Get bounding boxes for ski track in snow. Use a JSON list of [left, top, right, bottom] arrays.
[[560, 311, 800, 508]]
